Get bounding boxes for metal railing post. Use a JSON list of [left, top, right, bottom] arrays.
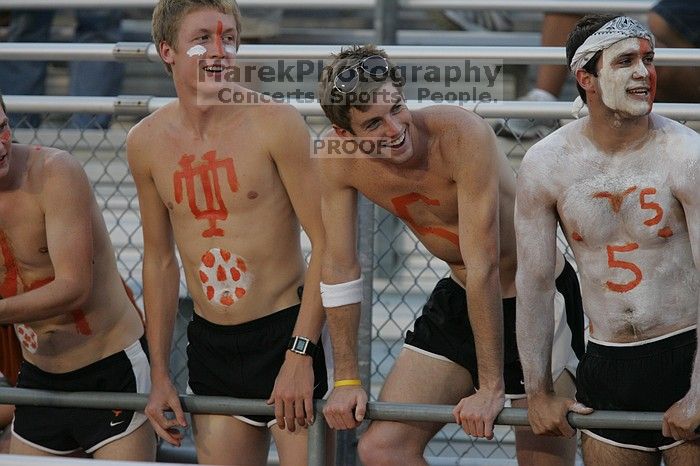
[[375, 0, 398, 45], [308, 402, 327, 466]]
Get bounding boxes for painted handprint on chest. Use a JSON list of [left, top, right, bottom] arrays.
[[173, 150, 239, 238]]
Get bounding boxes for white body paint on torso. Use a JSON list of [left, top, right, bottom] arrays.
[[525, 115, 698, 342]]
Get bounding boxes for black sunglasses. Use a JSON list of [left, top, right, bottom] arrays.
[[333, 55, 391, 94]]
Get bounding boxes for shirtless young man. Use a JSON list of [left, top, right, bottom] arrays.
[[127, 1, 328, 464], [317, 45, 586, 466], [0, 95, 155, 460], [515, 15, 699, 465]]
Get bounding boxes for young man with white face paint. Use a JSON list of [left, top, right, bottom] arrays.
[[127, 1, 330, 465], [0, 95, 155, 460], [516, 14, 700, 465], [316, 45, 587, 466]]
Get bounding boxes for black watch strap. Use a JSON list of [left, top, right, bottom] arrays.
[[287, 336, 318, 357]]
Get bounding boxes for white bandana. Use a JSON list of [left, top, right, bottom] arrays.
[[569, 16, 655, 72]]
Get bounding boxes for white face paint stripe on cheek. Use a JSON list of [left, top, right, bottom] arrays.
[[187, 45, 207, 57], [224, 45, 236, 57]]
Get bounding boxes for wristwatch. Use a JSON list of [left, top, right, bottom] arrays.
[[287, 336, 318, 357]]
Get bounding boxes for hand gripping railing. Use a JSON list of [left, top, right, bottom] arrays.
[[0, 387, 675, 466]]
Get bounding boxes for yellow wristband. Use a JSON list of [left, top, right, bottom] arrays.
[[334, 379, 362, 388]]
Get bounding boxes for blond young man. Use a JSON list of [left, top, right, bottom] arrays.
[[515, 15, 699, 465], [0, 95, 155, 460], [317, 45, 586, 466], [128, 1, 329, 464]]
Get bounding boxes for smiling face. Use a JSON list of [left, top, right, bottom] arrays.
[[344, 83, 414, 164], [161, 8, 238, 94], [596, 37, 656, 117]]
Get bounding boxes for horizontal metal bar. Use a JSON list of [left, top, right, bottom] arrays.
[[0, 0, 653, 12], [4, 95, 699, 121], [0, 43, 698, 67], [0, 387, 667, 430], [0, 0, 374, 9], [403, 0, 654, 13]]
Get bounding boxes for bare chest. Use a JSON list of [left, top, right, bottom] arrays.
[[150, 138, 284, 237], [353, 165, 460, 251], [0, 194, 52, 296], [558, 164, 684, 249]]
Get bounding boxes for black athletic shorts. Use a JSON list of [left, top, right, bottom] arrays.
[[404, 260, 584, 396], [12, 337, 150, 454], [187, 304, 329, 427], [576, 327, 696, 451]]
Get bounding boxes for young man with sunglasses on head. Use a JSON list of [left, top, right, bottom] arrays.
[[516, 15, 699, 465], [127, 1, 330, 465], [317, 44, 586, 466]]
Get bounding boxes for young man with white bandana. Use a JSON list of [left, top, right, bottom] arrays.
[[515, 14, 699, 465], [127, 1, 329, 465], [317, 45, 586, 466]]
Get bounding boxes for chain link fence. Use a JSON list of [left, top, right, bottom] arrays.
[[8, 110, 699, 463]]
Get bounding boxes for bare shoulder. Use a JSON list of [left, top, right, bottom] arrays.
[[126, 102, 177, 155], [521, 119, 585, 173], [20, 147, 89, 201], [418, 105, 497, 166], [419, 104, 490, 138], [33, 147, 84, 181], [651, 113, 700, 160]]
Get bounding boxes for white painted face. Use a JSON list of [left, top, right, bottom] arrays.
[[198, 248, 251, 307], [597, 38, 656, 117]]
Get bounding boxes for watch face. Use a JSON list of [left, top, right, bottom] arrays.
[[294, 338, 308, 353]]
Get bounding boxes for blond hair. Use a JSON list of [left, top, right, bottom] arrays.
[[152, 0, 242, 73]]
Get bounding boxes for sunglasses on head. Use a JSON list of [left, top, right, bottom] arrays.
[[333, 55, 391, 94]]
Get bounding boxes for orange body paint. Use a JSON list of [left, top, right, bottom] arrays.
[[0, 231, 20, 299], [606, 243, 642, 293], [27, 277, 92, 336], [572, 231, 583, 242], [657, 227, 674, 238], [391, 193, 459, 246], [214, 20, 224, 56], [0, 128, 11, 144], [173, 151, 239, 238], [593, 186, 637, 213], [198, 248, 250, 306], [639, 188, 663, 226]]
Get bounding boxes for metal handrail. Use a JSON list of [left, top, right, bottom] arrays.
[[1, 43, 698, 67], [0, 386, 673, 466], [3, 96, 699, 121], [0, 387, 667, 431], [0, 0, 655, 13], [0, 0, 374, 9]]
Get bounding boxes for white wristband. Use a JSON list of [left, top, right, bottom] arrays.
[[320, 277, 363, 308]]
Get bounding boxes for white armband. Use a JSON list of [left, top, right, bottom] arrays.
[[320, 277, 363, 308]]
